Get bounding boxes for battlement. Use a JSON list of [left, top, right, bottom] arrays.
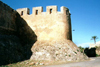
[[16, 5, 72, 41], [16, 8, 30, 16], [16, 6, 70, 16]]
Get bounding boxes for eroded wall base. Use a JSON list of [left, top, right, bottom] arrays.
[[30, 40, 88, 61]]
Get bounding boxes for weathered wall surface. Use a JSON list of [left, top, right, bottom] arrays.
[[0, 0, 88, 64], [17, 6, 88, 61], [17, 6, 72, 42], [96, 47, 100, 55], [0, 1, 37, 44], [0, 1, 37, 65]]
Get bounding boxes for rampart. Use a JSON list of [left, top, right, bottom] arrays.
[[17, 6, 72, 41], [16, 6, 69, 15], [0, 1, 37, 65], [0, 1, 88, 64], [17, 6, 88, 61]]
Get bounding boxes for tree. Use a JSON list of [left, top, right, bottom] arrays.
[[78, 46, 84, 53], [91, 36, 98, 44]]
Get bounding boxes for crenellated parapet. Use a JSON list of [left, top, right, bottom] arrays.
[[0, 1, 89, 63], [16, 6, 70, 16], [16, 5, 72, 41], [32, 6, 43, 15], [16, 8, 30, 16]]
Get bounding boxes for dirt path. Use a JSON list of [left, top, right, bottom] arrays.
[[41, 57, 100, 67]]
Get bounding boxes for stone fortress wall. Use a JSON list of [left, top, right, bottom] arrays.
[[0, 0, 88, 63], [16, 6, 72, 42], [0, 1, 37, 65], [16, 6, 89, 61]]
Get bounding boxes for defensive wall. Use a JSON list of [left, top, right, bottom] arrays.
[[17, 6, 72, 42], [0, 1, 37, 65], [0, 1, 88, 63], [16, 6, 89, 61]]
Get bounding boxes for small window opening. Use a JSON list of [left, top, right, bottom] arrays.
[[50, 9, 52, 14], [27, 12, 29, 15], [36, 10, 38, 15], [21, 11, 23, 16]]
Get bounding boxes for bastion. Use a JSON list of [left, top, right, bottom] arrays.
[[16, 6, 72, 41], [0, 1, 37, 65], [17, 6, 88, 61]]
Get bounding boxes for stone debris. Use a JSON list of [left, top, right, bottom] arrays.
[[30, 40, 88, 61]]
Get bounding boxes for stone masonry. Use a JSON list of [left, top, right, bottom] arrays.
[[17, 6, 88, 61], [0, 1, 37, 65], [16, 6, 72, 41]]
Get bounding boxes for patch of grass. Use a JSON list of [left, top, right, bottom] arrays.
[[96, 54, 100, 57], [69, 55, 71, 57], [59, 48, 61, 49], [65, 54, 67, 56], [74, 51, 77, 54], [56, 54, 58, 56], [35, 49, 38, 51], [77, 49, 79, 52]]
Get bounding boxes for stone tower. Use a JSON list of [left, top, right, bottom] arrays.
[[16, 6, 72, 41], [17, 6, 88, 61]]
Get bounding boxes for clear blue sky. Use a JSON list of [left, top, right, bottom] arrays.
[[1, 0, 100, 48]]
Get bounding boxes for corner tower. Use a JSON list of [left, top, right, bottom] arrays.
[[16, 6, 72, 41], [16, 6, 88, 61], [61, 6, 72, 40]]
